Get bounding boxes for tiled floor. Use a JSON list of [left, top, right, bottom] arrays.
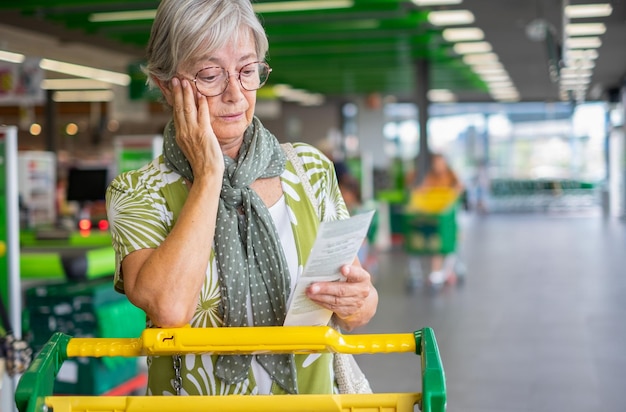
[[357, 211, 626, 412]]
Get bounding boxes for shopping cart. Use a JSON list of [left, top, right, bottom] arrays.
[[15, 326, 446, 412], [404, 188, 466, 291]]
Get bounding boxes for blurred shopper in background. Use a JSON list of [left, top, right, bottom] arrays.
[[415, 153, 464, 196], [409, 153, 464, 285]]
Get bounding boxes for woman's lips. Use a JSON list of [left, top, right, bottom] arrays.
[[219, 112, 244, 120]]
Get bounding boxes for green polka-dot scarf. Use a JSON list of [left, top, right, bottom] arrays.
[[163, 116, 297, 394]]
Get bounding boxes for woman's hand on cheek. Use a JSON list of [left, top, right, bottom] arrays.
[[305, 263, 377, 330], [171, 77, 223, 179]]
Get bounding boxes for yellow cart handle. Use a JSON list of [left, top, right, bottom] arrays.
[[16, 326, 446, 412], [67, 325, 417, 357]]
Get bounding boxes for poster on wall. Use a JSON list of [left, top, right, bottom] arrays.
[[0, 57, 45, 106]]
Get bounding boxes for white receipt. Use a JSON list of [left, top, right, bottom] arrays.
[[284, 210, 375, 326]]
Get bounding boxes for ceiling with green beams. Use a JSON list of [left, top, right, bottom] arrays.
[[0, 0, 487, 99]]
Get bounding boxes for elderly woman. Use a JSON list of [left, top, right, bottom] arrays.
[[106, 0, 377, 397]]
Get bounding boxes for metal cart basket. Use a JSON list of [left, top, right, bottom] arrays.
[[15, 326, 446, 412]]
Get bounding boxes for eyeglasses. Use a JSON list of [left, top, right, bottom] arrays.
[[191, 61, 272, 97]]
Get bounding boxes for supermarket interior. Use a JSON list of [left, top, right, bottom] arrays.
[[0, 0, 625, 411]]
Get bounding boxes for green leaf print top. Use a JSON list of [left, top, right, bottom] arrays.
[[106, 142, 350, 395]]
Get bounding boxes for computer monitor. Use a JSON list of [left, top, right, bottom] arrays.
[[65, 167, 109, 203]]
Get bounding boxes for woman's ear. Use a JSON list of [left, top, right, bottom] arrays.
[[153, 76, 173, 106]]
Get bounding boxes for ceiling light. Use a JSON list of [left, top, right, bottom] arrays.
[[299, 94, 325, 106], [472, 66, 507, 76], [565, 3, 613, 18], [272, 84, 324, 105], [470, 62, 504, 71], [525, 18, 550, 42], [453, 41, 492, 54], [561, 76, 592, 84], [560, 68, 592, 78], [0, 50, 25, 64], [0, 50, 129, 87], [41, 79, 111, 90], [65, 123, 79, 135], [481, 73, 510, 82], [487, 80, 514, 89], [428, 89, 457, 103], [565, 23, 606, 36], [566, 36, 602, 49], [427, 10, 474, 26], [490, 89, 519, 98], [308, 94, 326, 105], [565, 49, 599, 61], [442, 27, 484, 42], [40, 59, 130, 86], [463, 52, 499, 65], [490, 89, 519, 96], [89, 9, 156, 22], [489, 86, 518, 92], [564, 59, 596, 70], [490, 88, 519, 97], [29, 123, 42, 136], [52, 90, 115, 102], [487, 81, 516, 90], [412, 0, 463, 6], [560, 82, 590, 91], [253, 0, 353, 13], [560, 74, 592, 82]]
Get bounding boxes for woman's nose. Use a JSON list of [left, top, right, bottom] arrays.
[[222, 72, 245, 97]]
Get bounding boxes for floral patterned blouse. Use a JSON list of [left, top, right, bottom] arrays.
[[106, 142, 349, 395]]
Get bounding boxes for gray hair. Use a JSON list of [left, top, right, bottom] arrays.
[[144, 0, 268, 89]]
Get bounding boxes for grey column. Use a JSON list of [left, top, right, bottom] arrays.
[[414, 58, 431, 186], [45, 89, 56, 152], [622, 82, 626, 218]]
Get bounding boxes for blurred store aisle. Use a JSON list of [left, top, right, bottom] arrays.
[[358, 212, 626, 412]]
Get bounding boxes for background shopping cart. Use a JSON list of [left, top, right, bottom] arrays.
[[15, 326, 446, 412], [404, 188, 466, 291]]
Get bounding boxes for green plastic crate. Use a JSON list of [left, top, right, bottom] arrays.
[[24, 278, 129, 348], [53, 356, 138, 395], [23, 277, 146, 394]]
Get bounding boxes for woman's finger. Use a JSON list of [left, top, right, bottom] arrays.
[[340, 264, 370, 283], [180, 78, 198, 123], [171, 77, 187, 130], [307, 281, 369, 315], [196, 91, 212, 132]]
